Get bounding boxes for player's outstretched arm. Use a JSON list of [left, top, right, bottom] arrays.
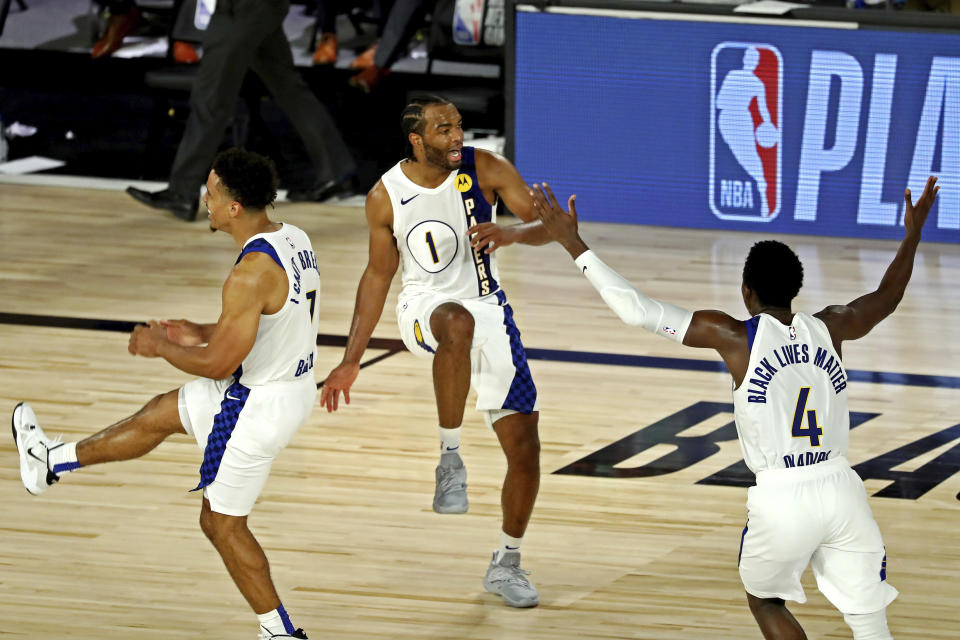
[[467, 149, 552, 254], [815, 176, 939, 351], [530, 183, 752, 383], [320, 182, 400, 412]]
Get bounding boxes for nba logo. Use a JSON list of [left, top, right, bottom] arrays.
[[710, 42, 783, 221]]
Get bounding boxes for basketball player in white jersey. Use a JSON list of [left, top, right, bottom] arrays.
[[529, 177, 940, 639], [11, 149, 319, 640], [320, 96, 551, 607]]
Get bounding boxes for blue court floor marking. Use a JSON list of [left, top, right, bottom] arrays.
[[527, 347, 960, 390], [3, 312, 958, 390]]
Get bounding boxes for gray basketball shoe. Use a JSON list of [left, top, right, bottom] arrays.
[[11, 402, 60, 495], [482, 551, 539, 608], [433, 451, 468, 513]]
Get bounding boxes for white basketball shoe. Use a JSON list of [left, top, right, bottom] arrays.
[[259, 628, 308, 639], [11, 402, 60, 495]]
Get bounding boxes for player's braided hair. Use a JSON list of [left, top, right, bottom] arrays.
[[211, 148, 279, 210], [742, 240, 804, 308], [401, 95, 453, 161]]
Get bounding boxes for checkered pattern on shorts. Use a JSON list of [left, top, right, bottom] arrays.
[[500, 300, 537, 413], [191, 380, 251, 491]]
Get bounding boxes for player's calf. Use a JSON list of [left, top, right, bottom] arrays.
[[747, 594, 808, 640]]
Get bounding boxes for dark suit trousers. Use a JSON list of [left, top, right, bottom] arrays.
[[169, 0, 355, 198]]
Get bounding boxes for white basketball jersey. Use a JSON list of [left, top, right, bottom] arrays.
[[232, 223, 320, 386], [733, 312, 849, 473], [380, 147, 502, 301]]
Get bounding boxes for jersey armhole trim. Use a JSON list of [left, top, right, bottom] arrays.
[[745, 315, 761, 352]]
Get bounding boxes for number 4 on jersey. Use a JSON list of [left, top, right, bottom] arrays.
[[791, 387, 823, 447]]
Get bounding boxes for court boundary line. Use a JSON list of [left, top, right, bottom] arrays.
[[2, 312, 957, 390]]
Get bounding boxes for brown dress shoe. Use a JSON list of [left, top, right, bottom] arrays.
[[172, 41, 199, 64], [349, 42, 378, 69], [348, 65, 389, 93], [91, 6, 140, 59], [312, 33, 338, 65]]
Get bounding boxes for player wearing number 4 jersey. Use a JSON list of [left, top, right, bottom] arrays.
[[11, 149, 317, 640], [321, 96, 552, 608], [531, 177, 940, 639]]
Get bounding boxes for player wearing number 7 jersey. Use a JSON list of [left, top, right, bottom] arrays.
[[11, 148, 319, 639], [321, 95, 553, 608], [531, 176, 940, 639]]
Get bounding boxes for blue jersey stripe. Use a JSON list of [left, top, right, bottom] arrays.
[[458, 147, 500, 296], [236, 238, 283, 269], [738, 521, 749, 566], [744, 316, 761, 352]]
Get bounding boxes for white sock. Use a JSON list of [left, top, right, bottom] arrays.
[[257, 604, 296, 637], [439, 425, 462, 455], [844, 609, 892, 640], [494, 531, 523, 562], [47, 441, 81, 475]]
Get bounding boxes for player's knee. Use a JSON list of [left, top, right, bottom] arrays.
[[431, 303, 474, 344], [503, 426, 540, 469], [137, 393, 166, 416], [199, 507, 240, 543], [137, 391, 182, 435], [747, 592, 785, 615], [199, 508, 218, 541], [844, 609, 892, 640]]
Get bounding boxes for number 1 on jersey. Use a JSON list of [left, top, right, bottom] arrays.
[[425, 232, 440, 264], [791, 387, 823, 447]]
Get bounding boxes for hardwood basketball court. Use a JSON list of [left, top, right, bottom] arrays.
[[1, 180, 957, 638]]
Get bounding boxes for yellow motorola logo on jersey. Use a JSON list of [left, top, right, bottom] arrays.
[[456, 174, 473, 192]]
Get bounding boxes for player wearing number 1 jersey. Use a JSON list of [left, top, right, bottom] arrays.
[[321, 96, 553, 608], [531, 177, 940, 640], [11, 149, 318, 639]]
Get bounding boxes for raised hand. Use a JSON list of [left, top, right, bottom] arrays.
[[903, 175, 940, 238], [530, 182, 586, 257], [320, 361, 360, 412]]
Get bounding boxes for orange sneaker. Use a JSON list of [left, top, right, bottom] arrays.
[[172, 41, 199, 64], [312, 33, 338, 65], [349, 42, 378, 69], [348, 65, 389, 93], [91, 6, 140, 59]]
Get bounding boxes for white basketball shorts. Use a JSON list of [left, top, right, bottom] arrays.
[[178, 376, 316, 516], [738, 456, 898, 614], [396, 290, 539, 418]]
